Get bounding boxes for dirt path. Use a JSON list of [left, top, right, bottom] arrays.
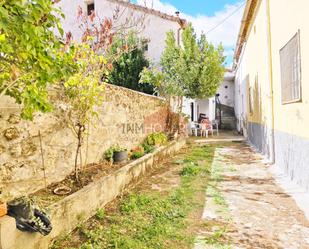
[[196, 142, 309, 249]]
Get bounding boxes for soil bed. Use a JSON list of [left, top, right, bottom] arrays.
[[31, 161, 128, 209]]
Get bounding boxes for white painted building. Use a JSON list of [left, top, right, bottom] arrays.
[[55, 0, 185, 64], [183, 71, 235, 126]]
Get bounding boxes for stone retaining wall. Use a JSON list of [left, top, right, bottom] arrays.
[[0, 84, 169, 200], [0, 138, 186, 249]]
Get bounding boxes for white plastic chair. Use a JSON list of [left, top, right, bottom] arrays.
[[190, 122, 198, 136], [212, 120, 219, 136], [200, 123, 209, 138]]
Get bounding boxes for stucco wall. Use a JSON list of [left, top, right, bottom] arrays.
[[218, 72, 235, 108], [55, 0, 181, 64], [0, 84, 168, 201], [269, 0, 309, 190], [234, 0, 273, 154], [234, 0, 309, 190]]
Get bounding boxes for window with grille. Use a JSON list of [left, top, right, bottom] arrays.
[[280, 31, 302, 104]]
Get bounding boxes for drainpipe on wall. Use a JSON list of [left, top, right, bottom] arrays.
[[175, 11, 182, 46], [175, 11, 185, 112], [266, 0, 275, 164], [177, 27, 181, 46]]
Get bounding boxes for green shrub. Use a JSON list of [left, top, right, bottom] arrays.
[[180, 164, 200, 176], [143, 132, 168, 147], [130, 146, 145, 160], [142, 143, 155, 154], [130, 151, 144, 159], [95, 208, 105, 220]]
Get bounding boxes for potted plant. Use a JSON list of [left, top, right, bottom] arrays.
[[113, 145, 127, 163], [0, 201, 7, 217], [104, 144, 128, 163]]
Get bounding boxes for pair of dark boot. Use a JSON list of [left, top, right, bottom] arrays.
[[7, 197, 52, 236]]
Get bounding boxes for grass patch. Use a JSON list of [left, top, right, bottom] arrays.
[[51, 145, 216, 249]]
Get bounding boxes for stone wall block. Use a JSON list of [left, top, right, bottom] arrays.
[[3, 127, 19, 141], [7, 114, 21, 124], [0, 84, 170, 200]]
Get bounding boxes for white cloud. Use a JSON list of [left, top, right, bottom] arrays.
[[136, 0, 244, 48]]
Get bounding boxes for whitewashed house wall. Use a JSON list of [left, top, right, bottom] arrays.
[[55, 0, 183, 64], [182, 72, 235, 123]]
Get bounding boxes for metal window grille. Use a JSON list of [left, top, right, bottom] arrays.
[[280, 31, 302, 104]]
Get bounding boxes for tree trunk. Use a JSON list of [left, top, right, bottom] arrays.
[[74, 124, 84, 182]]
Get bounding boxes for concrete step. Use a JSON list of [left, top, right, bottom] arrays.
[[221, 116, 236, 130]]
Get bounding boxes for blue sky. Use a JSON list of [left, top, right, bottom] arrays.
[[133, 0, 245, 68], [143, 0, 242, 16]]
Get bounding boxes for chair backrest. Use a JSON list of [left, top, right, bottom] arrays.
[[201, 118, 212, 130], [200, 123, 207, 130]]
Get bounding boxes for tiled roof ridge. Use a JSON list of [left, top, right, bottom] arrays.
[[106, 0, 186, 26]]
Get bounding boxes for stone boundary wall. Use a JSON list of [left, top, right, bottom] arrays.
[[0, 84, 169, 201], [0, 138, 187, 249]]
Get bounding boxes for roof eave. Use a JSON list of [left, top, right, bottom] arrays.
[[233, 0, 260, 70]]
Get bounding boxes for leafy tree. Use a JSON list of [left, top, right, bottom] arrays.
[[63, 10, 145, 181], [62, 41, 106, 181], [140, 24, 225, 106], [108, 33, 154, 94], [0, 0, 76, 119], [179, 27, 225, 99]]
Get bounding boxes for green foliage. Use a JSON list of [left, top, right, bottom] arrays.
[[180, 161, 201, 176], [63, 41, 107, 179], [95, 208, 105, 220], [130, 151, 144, 159], [64, 42, 106, 127], [0, 0, 76, 119], [143, 132, 168, 147], [140, 24, 225, 100], [104, 148, 114, 162], [130, 146, 145, 160], [142, 143, 155, 154], [104, 144, 127, 162], [109, 33, 154, 94]]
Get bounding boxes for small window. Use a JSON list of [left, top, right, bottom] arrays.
[[280, 31, 302, 104], [87, 3, 95, 15], [141, 38, 149, 51]]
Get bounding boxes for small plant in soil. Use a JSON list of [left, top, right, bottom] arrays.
[[142, 143, 155, 154], [180, 163, 201, 176], [130, 146, 145, 160], [95, 208, 105, 220], [142, 132, 168, 147]]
